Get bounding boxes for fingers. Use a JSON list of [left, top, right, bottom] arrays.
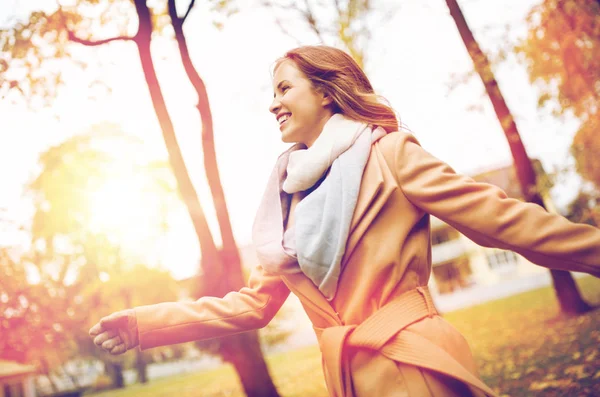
[[89, 310, 137, 355], [93, 329, 118, 347], [89, 322, 104, 337], [101, 336, 122, 351], [98, 336, 127, 355], [109, 342, 127, 355]]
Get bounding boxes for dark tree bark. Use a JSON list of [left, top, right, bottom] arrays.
[[135, 350, 148, 384], [445, 0, 591, 315], [105, 362, 125, 389]]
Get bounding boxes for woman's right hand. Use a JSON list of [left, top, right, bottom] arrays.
[[89, 309, 139, 355]]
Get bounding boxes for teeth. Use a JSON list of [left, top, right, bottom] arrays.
[[279, 114, 290, 125]]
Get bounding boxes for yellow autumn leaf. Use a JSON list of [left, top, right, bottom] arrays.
[[585, 351, 597, 362], [564, 364, 587, 379], [529, 379, 573, 391]]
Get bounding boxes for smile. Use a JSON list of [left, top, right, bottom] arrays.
[[277, 113, 291, 126]]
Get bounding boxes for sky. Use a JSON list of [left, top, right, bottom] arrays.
[[0, 0, 584, 280]]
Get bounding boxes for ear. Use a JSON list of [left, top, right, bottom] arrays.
[[320, 91, 333, 107]]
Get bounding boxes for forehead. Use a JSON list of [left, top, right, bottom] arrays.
[[272, 61, 306, 86]]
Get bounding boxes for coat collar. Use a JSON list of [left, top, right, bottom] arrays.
[[344, 141, 398, 260], [281, 141, 397, 326]]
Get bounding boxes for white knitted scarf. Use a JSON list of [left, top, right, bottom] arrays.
[[252, 114, 386, 299]]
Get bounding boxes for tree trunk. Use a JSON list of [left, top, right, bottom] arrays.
[[220, 332, 280, 397], [445, 0, 592, 315], [131, 0, 223, 279], [105, 362, 125, 389], [550, 270, 592, 314], [166, 0, 244, 298], [166, 2, 280, 396], [135, 350, 148, 384]]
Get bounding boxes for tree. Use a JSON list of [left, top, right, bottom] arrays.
[[445, 0, 592, 315], [18, 125, 185, 389], [1, 2, 280, 395], [517, 0, 600, 189], [0, 247, 74, 393]]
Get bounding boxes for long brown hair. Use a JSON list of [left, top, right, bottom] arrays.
[[274, 45, 399, 133]]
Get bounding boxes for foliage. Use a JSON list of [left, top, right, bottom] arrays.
[[27, 123, 179, 252], [446, 276, 600, 396], [0, 247, 76, 369], [0, 1, 134, 109], [518, 0, 600, 188], [571, 118, 600, 187], [518, 0, 600, 119], [564, 189, 600, 226], [0, 123, 188, 389], [0, 0, 235, 110]]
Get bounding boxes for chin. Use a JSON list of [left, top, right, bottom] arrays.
[[280, 129, 298, 144]]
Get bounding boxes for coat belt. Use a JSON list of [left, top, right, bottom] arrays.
[[314, 286, 498, 397]]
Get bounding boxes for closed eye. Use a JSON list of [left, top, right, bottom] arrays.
[[273, 80, 291, 98]]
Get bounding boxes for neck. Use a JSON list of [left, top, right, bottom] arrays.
[[304, 112, 335, 148]]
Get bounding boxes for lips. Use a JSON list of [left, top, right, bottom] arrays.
[[277, 112, 291, 125], [277, 113, 291, 131]]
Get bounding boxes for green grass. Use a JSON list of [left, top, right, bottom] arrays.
[[87, 276, 600, 397]]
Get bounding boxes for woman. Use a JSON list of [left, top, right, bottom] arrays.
[[89, 45, 600, 396]]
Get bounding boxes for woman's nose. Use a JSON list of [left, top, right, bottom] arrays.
[[269, 98, 281, 115]]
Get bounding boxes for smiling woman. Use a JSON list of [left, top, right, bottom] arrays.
[[89, 45, 600, 397]]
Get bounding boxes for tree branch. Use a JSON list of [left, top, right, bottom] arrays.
[[182, 0, 196, 24], [302, 0, 324, 41], [274, 17, 303, 47], [67, 30, 132, 46]]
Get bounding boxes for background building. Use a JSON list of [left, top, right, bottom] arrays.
[[0, 360, 37, 397], [426, 160, 585, 312]]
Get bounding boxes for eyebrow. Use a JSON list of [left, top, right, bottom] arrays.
[[273, 80, 290, 97]]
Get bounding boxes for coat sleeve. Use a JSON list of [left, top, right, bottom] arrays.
[[391, 131, 600, 278], [134, 264, 290, 350]]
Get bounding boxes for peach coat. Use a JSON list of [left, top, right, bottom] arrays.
[[134, 131, 600, 396]]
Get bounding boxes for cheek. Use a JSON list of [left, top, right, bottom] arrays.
[[280, 94, 295, 111]]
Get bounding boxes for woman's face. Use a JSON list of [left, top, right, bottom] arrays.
[[269, 60, 333, 147]]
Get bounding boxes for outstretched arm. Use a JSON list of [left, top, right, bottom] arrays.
[[89, 263, 290, 354], [390, 131, 600, 277]]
